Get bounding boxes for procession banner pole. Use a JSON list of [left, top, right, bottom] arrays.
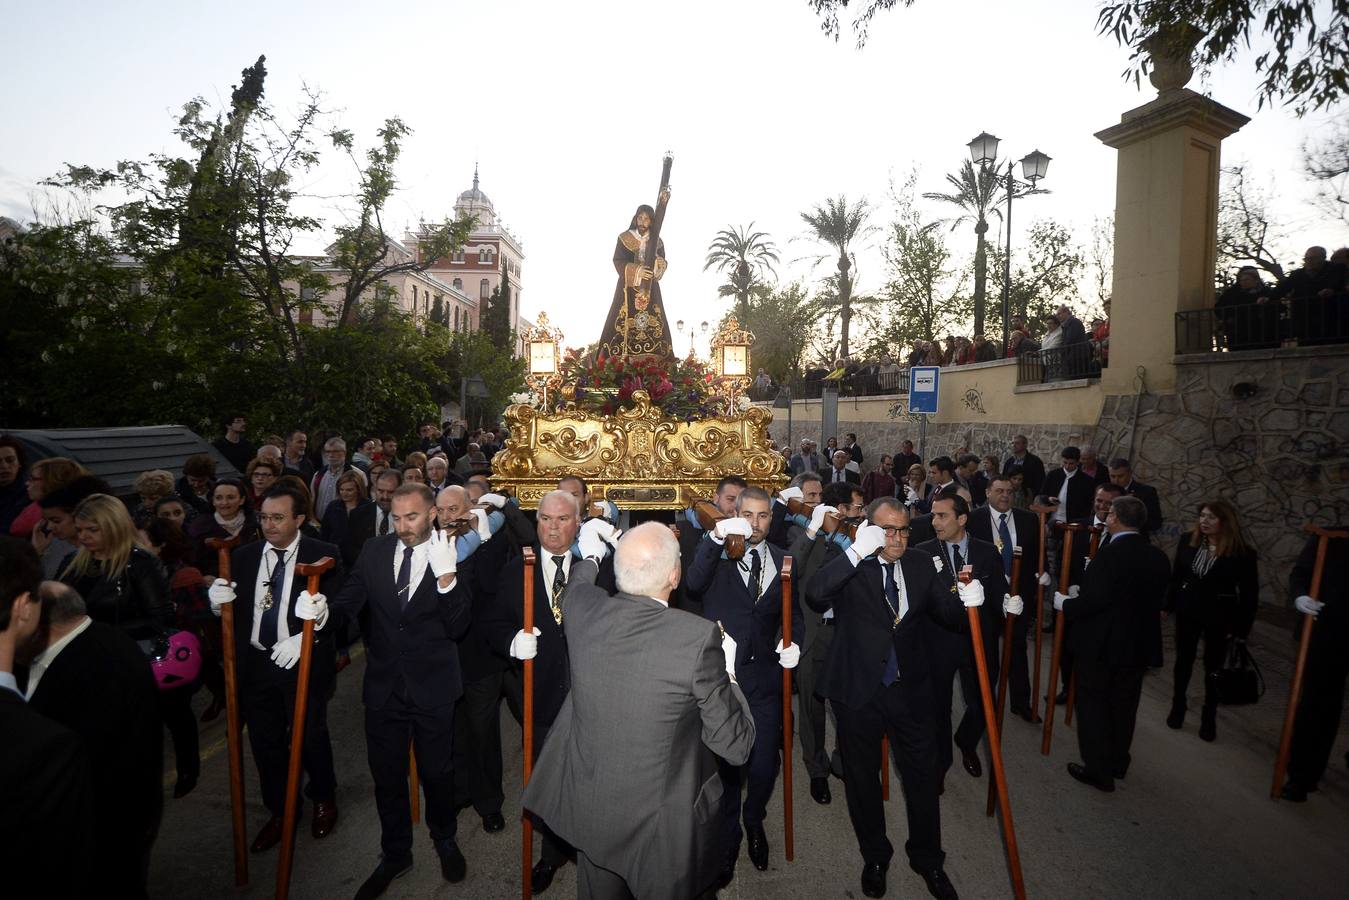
[[1271, 526, 1347, 798], [206, 535, 247, 887], [521, 548, 537, 900], [1029, 505, 1054, 725], [781, 556, 795, 863], [1042, 524, 1079, 756], [959, 568, 1025, 900], [276, 556, 335, 900], [987, 549, 1023, 817]]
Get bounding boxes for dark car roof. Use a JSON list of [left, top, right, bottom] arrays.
[[5, 425, 241, 496]]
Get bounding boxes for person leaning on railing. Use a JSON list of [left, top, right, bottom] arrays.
[[1215, 266, 1278, 351]]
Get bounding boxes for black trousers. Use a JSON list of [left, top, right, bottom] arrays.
[[1173, 612, 1227, 705], [239, 645, 337, 817], [1073, 661, 1145, 780], [365, 677, 457, 858], [833, 684, 944, 871], [931, 638, 997, 775], [1005, 609, 1032, 711], [1288, 622, 1349, 788], [798, 619, 836, 779], [717, 682, 782, 851], [452, 669, 506, 818], [157, 684, 200, 781]]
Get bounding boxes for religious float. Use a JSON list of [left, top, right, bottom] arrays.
[[491, 156, 786, 509]]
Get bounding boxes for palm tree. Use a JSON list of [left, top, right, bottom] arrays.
[[799, 195, 875, 358], [703, 223, 780, 319]]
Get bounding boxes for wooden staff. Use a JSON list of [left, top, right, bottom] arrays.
[[521, 548, 537, 900], [1271, 525, 1349, 798], [1029, 504, 1054, 725], [409, 743, 420, 824], [987, 548, 1024, 817], [1065, 528, 1104, 729], [205, 535, 247, 887], [276, 556, 335, 900], [1042, 523, 1081, 756], [781, 556, 795, 862], [959, 568, 1025, 900]]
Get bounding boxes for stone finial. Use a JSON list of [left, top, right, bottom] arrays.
[[1143, 22, 1205, 94]]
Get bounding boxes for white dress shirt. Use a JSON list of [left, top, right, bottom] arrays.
[[540, 549, 573, 605], [738, 542, 777, 600], [884, 558, 911, 622], [830, 467, 850, 483], [25, 616, 92, 699], [393, 536, 457, 599], [0, 671, 19, 698], [252, 536, 300, 650], [1054, 469, 1077, 522], [993, 508, 1018, 552], [374, 505, 393, 537]]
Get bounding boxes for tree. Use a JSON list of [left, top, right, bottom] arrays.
[[482, 255, 513, 350], [799, 195, 876, 358], [879, 179, 972, 349], [1303, 115, 1349, 224], [703, 223, 780, 320], [986, 219, 1087, 337], [734, 281, 817, 384], [811, 1, 1349, 115], [1217, 165, 1288, 285], [1088, 215, 1114, 306]]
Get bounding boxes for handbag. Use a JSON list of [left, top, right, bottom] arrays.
[[1216, 637, 1264, 705]]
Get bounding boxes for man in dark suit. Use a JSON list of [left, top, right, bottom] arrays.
[[968, 475, 1041, 721], [917, 494, 1009, 785], [522, 522, 755, 900], [343, 469, 402, 568], [1057, 495, 1170, 792], [956, 454, 986, 508], [825, 449, 861, 486], [1107, 458, 1164, 536], [27, 581, 161, 897], [0, 536, 96, 898], [1001, 434, 1046, 497], [807, 498, 979, 900], [209, 483, 345, 850], [1056, 304, 1089, 377], [675, 476, 746, 616], [482, 489, 617, 893], [686, 487, 803, 883], [327, 483, 473, 898], [1041, 447, 1097, 601], [766, 472, 822, 551]]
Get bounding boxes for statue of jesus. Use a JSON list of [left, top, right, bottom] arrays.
[[596, 159, 675, 362]]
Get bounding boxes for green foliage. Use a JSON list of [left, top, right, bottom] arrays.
[[986, 219, 1087, 336], [799, 194, 876, 357], [703, 223, 780, 319], [482, 255, 513, 351], [878, 180, 972, 349], [736, 281, 818, 382], [440, 327, 527, 426]]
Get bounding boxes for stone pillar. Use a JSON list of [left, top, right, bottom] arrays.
[[1095, 41, 1248, 394]]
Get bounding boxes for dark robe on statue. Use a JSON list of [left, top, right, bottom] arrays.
[[597, 207, 674, 361]]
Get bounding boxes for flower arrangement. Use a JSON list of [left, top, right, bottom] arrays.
[[547, 349, 724, 421]]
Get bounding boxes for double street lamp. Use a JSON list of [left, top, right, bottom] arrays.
[[674, 318, 709, 360], [967, 132, 1051, 354]]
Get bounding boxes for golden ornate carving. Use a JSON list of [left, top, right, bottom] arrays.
[[492, 390, 786, 510]]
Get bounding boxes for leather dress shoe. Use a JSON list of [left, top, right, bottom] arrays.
[[173, 773, 198, 799], [746, 823, 770, 871], [1010, 704, 1035, 723], [250, 816, 285, 853], [531, 859, 559, 893], [860, 862, 887, 897], [1054, 687, 1069, 705], [1067, 762, 1115, 793], [810, 776, 832, 805], [438, 842, 466, 883], [354, 855, 413, 900], [913, 866, 959, 899], [311, 800, 338, 838], [960, 748, 982, 778], [482, 811, 506, 833], [1281, 781, 1309, 803], [716, 846, 738, 889]]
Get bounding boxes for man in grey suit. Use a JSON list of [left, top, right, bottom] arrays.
[[522, 521, 756, 900]]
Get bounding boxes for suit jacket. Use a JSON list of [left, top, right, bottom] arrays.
[[823, 468, 861, 486], [341, 502, 392, 571], [685, 537, 803, 699], [766, 502, 806, 552], [967, 505, 1042, 602], [332, 533, 472, 710], [915, 536, 1008, 664], [521, 560, 755, 900], [1002, 452, 1046, 496], [0, 689, 96, 896], [1040, 468, 1096, 523], [230, 537, 345, 674], [452, 530, 514, 683], [1060, 315, 1088, 344], [321, 499, 372, 563], [1064, 533, 1170, 668], [28, 622, 162, 880], [482, 544, 616, 727], [788, 529, 846, 654], [675, 517, 708, 616], [1123, 479, 1164, 535], [806, 549, 965, 711]]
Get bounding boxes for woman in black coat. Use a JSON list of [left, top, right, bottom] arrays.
[[1164, 498, 1259, 741]]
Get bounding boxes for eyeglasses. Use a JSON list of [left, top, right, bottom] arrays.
[[879, 525, 911, 537], [257, 513, 295, 525]]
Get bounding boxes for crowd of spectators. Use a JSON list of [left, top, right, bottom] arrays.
[[1214, 246, 1348, 351]]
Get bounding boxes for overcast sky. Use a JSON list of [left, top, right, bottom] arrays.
[[3, 0, 1345, 355]]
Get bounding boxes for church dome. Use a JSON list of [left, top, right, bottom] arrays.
[[457, 166, 493, 209]]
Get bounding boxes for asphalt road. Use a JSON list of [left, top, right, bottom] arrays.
[[149, 614, 1349, 899]]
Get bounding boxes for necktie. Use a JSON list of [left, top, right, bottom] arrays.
[[550, 555, 567, 624], [378, 509, 389, 535], [259, 548, 285, 648], [950, 542, 965, 576], [748, 548, 762, 600], [998, 513, 1014, 577], [881, 563, 901, 686], [1100, 530, 1111, 548], [395, 546, 413, 605]]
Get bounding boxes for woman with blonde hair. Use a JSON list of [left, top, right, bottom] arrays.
[[901, 462, 933, 512], [1164, 498, 1259, 741], [133, 469, 177, 525]]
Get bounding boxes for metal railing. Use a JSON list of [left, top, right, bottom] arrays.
[[1176, 299, 1348, 354], [771, 369, 910, 401], [1016, 342, 1103, 385]]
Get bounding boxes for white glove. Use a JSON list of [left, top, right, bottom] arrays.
[[296, 590, 328, 629], [905, 485, 920, 503], [208, 578, 236, 616], [470, 507, 492, 540], [712, 517, 752, 541], [777, 486, 804, 506], [720, 627, 738, 680], [479, 492, 507, 509], [958, 578, 985, 608], [1038, 571, 1053, 587], [270, 633, 303, 670], [510, 627, 540, 660], [776, 639, 801, 669], [1003, 594, 1024, 616], [806, 504, 836, 539], [578, 517, 618, 560], [1053, 591, 1069, 611], [1068, 584, 1081, 599], [848, 523, 887, 562], [427, 527, 457, 578], [1295, 595, 1324, 618]]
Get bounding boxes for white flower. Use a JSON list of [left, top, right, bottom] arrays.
[[932, 555, 944, 573], [734, 394, 752, 412]]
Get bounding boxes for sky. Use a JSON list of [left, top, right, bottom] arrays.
[[2, 0, 1345, 357]]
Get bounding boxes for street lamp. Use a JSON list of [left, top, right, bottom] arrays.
[[524, 311, 564, 407], [710, 314, 754, 414], [674, 318, 709, 360], [968, 132, 1051, 353]]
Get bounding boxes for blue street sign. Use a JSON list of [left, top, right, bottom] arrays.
[[908, 366, 940, 414]]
